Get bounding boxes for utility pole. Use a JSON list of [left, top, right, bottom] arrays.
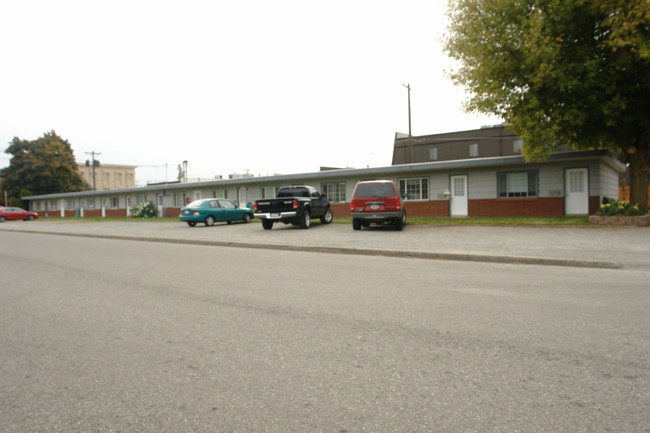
[[402, 83, 413, 163], [85, 151, 101, 190]]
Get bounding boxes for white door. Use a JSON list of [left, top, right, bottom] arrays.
[[238, 187, 248, 207], [450, 175, 468, 217], [565, 168, 589, 215], [157, 194, 164, 217]]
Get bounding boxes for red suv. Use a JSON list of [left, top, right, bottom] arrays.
[[349, 180, 406, 230]]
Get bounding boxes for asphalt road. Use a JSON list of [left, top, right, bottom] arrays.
[[1, 231, 648, 432]]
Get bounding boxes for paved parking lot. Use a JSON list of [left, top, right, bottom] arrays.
[[2, 219, 649, 270]]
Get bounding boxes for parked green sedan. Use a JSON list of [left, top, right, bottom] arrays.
[[179, 199, 254, 227]]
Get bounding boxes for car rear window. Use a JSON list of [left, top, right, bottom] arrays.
[[187, 200, 207, 208], [353, 183, 397, 199]]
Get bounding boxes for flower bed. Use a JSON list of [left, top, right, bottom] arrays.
[[589, 199, 649, 226]]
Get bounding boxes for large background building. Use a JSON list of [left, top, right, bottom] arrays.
[[78, 162, 137, 191]]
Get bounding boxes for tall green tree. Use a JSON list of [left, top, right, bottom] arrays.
[[445, 0, 650, 210], [1, 131, 87, 198]]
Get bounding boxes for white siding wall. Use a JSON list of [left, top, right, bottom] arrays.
[[539, 165, 565, 198], [467, 170, 495, 199], [598, 161, 621, 200], [429, 174, 450, 200]]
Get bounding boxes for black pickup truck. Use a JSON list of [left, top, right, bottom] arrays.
[[253, 185, 333, 229]]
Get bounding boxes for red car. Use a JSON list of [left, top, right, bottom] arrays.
[[0, 207, 39, 222], [349, 180, 406, 231]]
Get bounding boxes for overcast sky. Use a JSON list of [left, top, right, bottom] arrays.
[[1, 0, 501, 186]]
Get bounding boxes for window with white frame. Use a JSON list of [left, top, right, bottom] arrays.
[[111, 197, 119, 208], [137, 195, 147, 204], [87, 197, 96, 209], [173, 193, 184, 207], [399, 177, 429, 200], [262, 186, 278, 199], [469, 143, 479, 157], [50, 200, 57, 210], [513, 139, 523, 154], [67, 199, 75, 209], [429, 147, 438, 161], [321, 182, 346, 202], [497, 171, 538, 198]]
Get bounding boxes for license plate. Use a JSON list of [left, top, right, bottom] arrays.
[[271, 213, 280, 218], [369, 204, 380, 210]]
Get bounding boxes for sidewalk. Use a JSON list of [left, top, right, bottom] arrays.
[[2, 220, 649, 270]]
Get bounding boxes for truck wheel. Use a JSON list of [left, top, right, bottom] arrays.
[[352, 218, 362, 230], [320, 209, 333, 224], [204, 215, 215, 227], [262, 219, 274, 230], [299, 210, 311, 229]]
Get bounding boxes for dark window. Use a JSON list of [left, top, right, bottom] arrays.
[[277, 187, 310, 198], [497, 171, 538, 198], [322, 182, 346, 202], [399, 178, 429, 200]]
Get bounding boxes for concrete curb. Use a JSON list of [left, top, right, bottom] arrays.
[[9, 229, 622, 269]]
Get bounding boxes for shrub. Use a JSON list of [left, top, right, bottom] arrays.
[[130, 201, 158, 218], [597, 198, 646, 216]]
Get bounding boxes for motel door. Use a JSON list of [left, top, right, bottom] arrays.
[[157, 194, 164, 217], [565, 168, 589, 215], [450, 175, 468, 217], [238, 187, 248, 207]]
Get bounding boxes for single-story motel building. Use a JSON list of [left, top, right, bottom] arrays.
[[24, 126, 626, 219]]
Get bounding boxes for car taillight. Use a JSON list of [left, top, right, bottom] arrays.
[[193, 210, 200, 215], [292, 200, 298, 209]]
